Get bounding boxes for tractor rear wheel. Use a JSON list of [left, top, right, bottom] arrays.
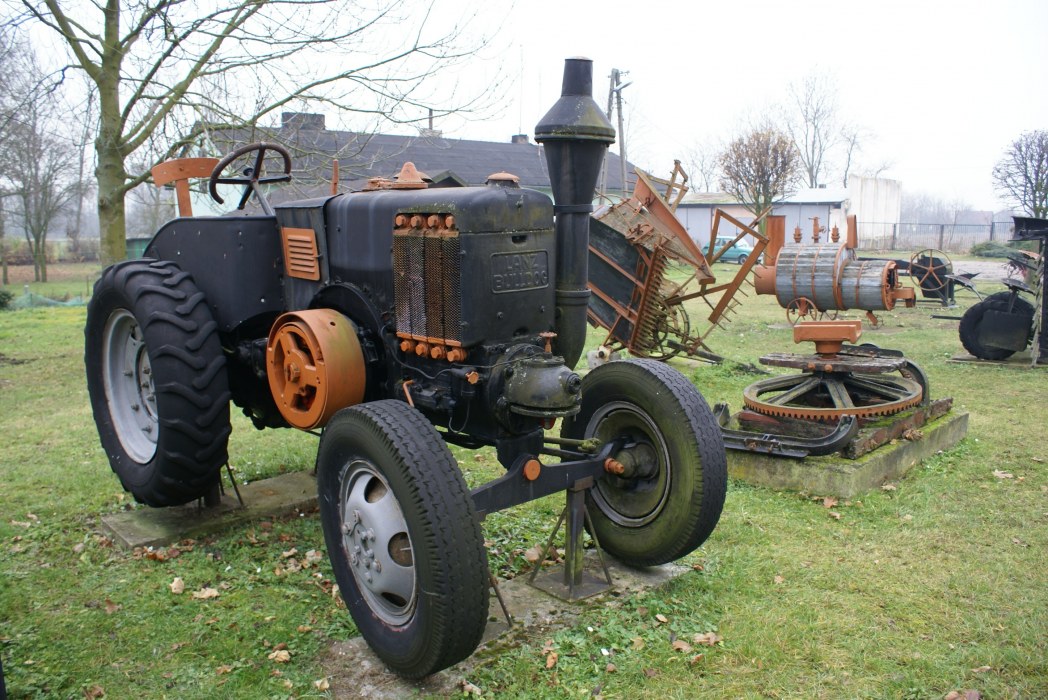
[[316, 400, 489, 678], [85, 260, 231, 506], [561, 359, 727, 566], [959, 291, 1034, 360]]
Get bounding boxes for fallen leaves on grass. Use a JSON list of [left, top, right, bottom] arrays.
[[83, 685, 105, 699], [104, 599, 121, 615], [169, 577, 185, 595], [970, 665, 992, 673], [945, 691, 981, 700], [459, 680, 482, 696], [828, 511, 842, 520], [192, 587, 220, 600], [692, 632, 722, 646], [774, 575, 785, 585], [268, 649, 291, 663], [881, 483, 897, 491], [822, 496, 838, 508], [993, 470, 1014, 479], [671, 639, 693, 653], [523, 545, 545, 564], [654, 613, 669, 625], [314, 678, 330, 691], [216, 665, 233, 675], [542, 639, 557, 669]]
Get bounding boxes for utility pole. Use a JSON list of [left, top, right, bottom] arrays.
[[609, 69, 631, 199]]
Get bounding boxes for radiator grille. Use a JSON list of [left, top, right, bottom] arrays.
[[393, 214, 460, 344]]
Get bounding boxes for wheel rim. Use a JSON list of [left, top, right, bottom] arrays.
[[585, 401, 671, 527], [102, 309, 158, 463], [338, 460, 417, 625]]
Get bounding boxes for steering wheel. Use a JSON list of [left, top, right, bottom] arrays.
[[208, 142, 292, 214], [908, 248, 952, 292]]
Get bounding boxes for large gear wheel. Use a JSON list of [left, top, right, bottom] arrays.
[[742, 369, 923, 421]]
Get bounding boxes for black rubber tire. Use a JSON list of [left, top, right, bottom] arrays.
[[316, 400, 489, 678], [85, 260, 231, 506], [959, 291, 1034, 360], [561, 359, 727, 566], [737, 254, 747, 265]]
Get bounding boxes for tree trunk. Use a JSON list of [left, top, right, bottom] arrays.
[[96, 46, 128, 266], [96, 165, 128, 265], [35, 240, 47, 283], [0, 198, 7, 286]]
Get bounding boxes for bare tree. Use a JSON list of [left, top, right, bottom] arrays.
[[993, 131, 1048, 218], [719, 123, 801, 222], [11, 1, 499, 264], [683, 140, 721, 192], [785, 71, 838, 188], [7, 101, 79, 281], [900, 191, 973, 224], [0, 25, 81, 281], [125, 158, 175, 238]]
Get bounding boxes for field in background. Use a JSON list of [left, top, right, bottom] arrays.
[[0, 261, 1045, 698]]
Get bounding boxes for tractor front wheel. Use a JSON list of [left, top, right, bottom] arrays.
[[85, 260, 231, 506], [561, 359, 727, 566], [316, 400, 489, 678]]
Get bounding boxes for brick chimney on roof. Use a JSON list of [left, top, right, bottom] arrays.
[[281, 112, 326, 130]]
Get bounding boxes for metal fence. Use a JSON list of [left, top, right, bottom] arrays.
[[854, 221, 1014, 253]]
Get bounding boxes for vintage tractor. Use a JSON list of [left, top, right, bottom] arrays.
[[84, 59, 727, 677]]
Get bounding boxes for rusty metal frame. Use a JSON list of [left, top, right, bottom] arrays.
[[586, 165, 775, 361]]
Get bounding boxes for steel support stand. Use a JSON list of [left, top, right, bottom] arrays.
[[527, 479, 613, 601]]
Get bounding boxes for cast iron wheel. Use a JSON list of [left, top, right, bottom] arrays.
[[646, 301, 691, 361], [959, 291, 1034, 360], [909, 248, 952, 292], [316, 401, 489, 678], [85, 260, 231, 506], [561, 359, 727, 566]]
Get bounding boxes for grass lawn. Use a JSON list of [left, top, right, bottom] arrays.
[[0, 259, 1045, 699]]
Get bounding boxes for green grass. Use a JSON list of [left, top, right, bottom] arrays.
[[1, 261, 102, 302], [1, 260, 1046, 698]]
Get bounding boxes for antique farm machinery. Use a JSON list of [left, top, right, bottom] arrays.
[[957, 216, 1047, 363], [83, 58, 728, 678]]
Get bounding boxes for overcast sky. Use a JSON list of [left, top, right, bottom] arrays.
[[435, 0, 1047, 212]]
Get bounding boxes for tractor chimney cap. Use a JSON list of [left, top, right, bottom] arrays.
[[534, 58, 615, 144], [392, 162, 428, 189]]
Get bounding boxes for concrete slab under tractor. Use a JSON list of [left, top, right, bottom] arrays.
[[101, 470, 318, 549]]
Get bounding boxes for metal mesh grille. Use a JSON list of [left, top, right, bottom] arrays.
[[392, 219, 460, 344], [440, 236, 461, 343]]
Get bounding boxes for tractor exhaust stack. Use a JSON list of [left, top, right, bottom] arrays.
[[535, 57, 616, 369]]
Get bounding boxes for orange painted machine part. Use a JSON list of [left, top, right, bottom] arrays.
[[793, 320, 863, 355], [395, 333, 468, 363], [523, 459, 542, 481], [764, 215, 785, 265], [266, 309, 366, 430], [151, 157, 221, 217]]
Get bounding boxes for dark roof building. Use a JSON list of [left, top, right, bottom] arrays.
[[210, 112, 633, 198]]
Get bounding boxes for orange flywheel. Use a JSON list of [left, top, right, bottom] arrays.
[[266, 309, 366, 429]]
